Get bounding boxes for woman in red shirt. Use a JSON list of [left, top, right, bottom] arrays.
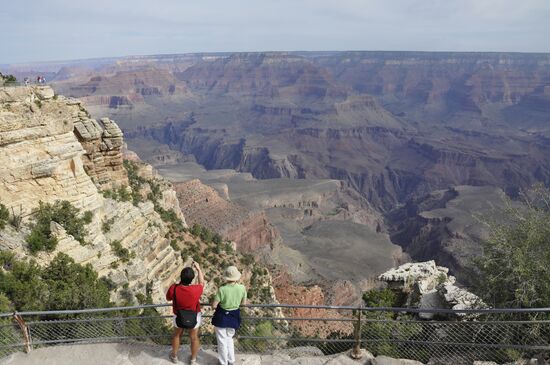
[[166, 262, 204, 364]]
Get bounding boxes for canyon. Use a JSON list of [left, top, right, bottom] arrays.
[[0, 85, 278, 312], [4, 51, 549, 303]]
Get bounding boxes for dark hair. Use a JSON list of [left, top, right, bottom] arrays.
[[180, 267, 195, 285]]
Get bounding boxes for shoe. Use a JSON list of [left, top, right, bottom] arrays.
[[169, 352, 178, 363], [189, 358, 197, 365]]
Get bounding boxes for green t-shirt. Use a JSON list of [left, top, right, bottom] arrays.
[[214, 283, 247, 310]]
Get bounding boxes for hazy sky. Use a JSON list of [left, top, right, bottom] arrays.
[[1, 0, 549, 64]]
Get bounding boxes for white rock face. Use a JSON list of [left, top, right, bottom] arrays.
[[440, 284, 485, 311], [1, 86, 100, 216], [378, 261, 485, 317], [378, 260, 453, 294], [0, 86, 183, 305]]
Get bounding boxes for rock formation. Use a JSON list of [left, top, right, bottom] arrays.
[[0, 85, 183, 305], [173, 179, 277, 252], [0, 85, 281, 311], [379, 261, 485, 318], [74, 116, 128, 189], [0, 86, 102, 217]]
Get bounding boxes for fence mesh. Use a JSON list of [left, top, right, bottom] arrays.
[[0, 305, 548, 364], [360, 311, 550, 364]]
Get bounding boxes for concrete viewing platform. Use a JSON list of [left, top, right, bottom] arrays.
[[0, 343, 427, 365]]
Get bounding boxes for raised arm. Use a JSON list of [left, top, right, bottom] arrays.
[[193, 262, 205, 286], [166, 284, 175, 302]]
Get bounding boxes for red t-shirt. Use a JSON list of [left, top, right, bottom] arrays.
[[166, 284, 203, 314]]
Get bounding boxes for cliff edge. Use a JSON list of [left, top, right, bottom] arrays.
[[0, 85, 184, 304]]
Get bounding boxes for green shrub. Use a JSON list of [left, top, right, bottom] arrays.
[[102, 189, 118, 200], [102, 217, 115, 233], [117, 186, 132, 202], [100, 277, 117, 291], [42, 253, 111, 310], [472, 185, 550, 308], [9, 205, 23, 230], [240, 254, 255, 266], [25, 200, 92, 253], [363, 288, 397, 308], [109, 240, 134, 263], [26, 227, 58, 253], [199, 226, 213, 243], [213, 233, 223, 245], [123, 160, 146, 205], [0, 293, 11, 312], [190, 223, 202, 237], [0, 203, 8, 230], [155, 206, 185, 232], [241, 321, 273, 352], [147, 180, 162, 203], [0, 251, 111, 311], [1, 74, 17, 85]]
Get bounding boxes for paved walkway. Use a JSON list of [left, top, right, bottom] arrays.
[[0, 343, 375, 365]]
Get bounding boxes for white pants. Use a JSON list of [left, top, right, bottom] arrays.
[[215, 327, 236, 365]]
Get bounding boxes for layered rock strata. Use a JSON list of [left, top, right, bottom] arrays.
[[0, 86, 183, 304], [173, 179, 276, 251], [74, 116, 128, 189]]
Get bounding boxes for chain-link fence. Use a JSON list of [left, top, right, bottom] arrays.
[[1, 304, 549, 364]]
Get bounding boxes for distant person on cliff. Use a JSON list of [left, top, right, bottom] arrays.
[[166, 262, 204, 364], [211, 266, 247, 365]]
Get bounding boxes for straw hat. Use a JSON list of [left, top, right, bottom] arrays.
[[223, 266, 241, 282]]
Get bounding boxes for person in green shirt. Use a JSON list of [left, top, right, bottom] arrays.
[[211, 266, 247, 365]]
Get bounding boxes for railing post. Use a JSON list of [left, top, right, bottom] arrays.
[[351, 306, 362, 359], [13, 313, 32, 353]]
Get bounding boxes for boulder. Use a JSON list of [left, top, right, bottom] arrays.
[[277, 346, 324, 358], [35, 86, 55, 100], [372, 356, 425, 365], [325, 354, 366, 364], [440, 284, 486, 311], [378, 261, 485, 315]]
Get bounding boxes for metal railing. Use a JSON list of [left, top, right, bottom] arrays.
[[1, 304, 549, 364], [0, 81, 49, 87]]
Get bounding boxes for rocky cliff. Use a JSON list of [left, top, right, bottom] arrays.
[[386, 185, 511, 280], [0, 85, 184, 304], [0, 85, 284, 311], [173, 179, 277, 252], [74, 116, 128, 189]]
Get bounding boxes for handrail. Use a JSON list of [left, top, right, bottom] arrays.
[[1, 303, 549, 318], [1, 302, 548, 363]]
